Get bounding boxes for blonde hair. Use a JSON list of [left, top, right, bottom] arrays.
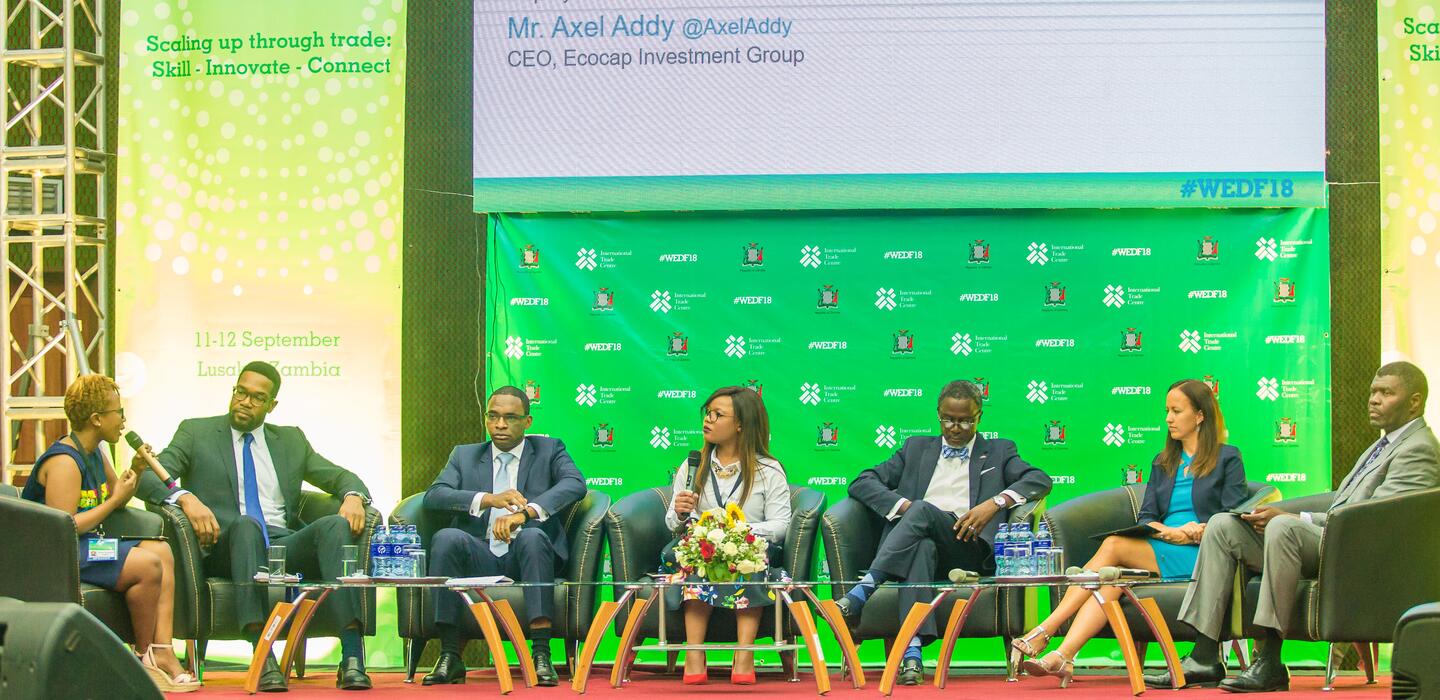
[[64, 374, 119, 429]]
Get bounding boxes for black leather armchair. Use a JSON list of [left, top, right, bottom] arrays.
[[1237, 488, 1440, 689], [148, 490, 380, 678], [0, 485, 165, 643], [390, 490, 611, 681], [605, 485, 826, 673], [820, 495, 1042, 671], [1043, 481, 1278, 650]]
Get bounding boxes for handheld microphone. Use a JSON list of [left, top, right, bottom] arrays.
[[683, 450, 702, 491], [125, 431, 176, 489], [1064, 566, 1087, 577], [948, 568, 980, 584]]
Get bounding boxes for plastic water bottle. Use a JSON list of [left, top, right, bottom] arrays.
[[402, 525, 422, 577], [1013, 523, 1034, 576], [1033, 521, 1053, 576], [993, 523, 1010, 576], [369, 525, 388, 576]]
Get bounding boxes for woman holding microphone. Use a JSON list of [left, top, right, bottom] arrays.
[[19, 374, 198, 692], [664, 386, 791, 685]]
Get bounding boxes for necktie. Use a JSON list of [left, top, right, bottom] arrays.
[[490, 452, 516, 556], [1335, 435, 1391, 507], [941, 445, 970, 461], [241, 432, 270, 547]]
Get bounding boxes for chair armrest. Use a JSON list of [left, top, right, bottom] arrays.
[[562, 491, 611, 640], [0, 496, 81, 603], [1317, 487, 1440, 640], [1009, 497, 1044, 527], [101, 505, 165, 537], [785, 487, 826, 580], [146, 502, 210, 640], [820, 498, 882, 594], [605, 488, 673, 584], [388, 492, 450, 546], [1044, 486, 1144, 571]]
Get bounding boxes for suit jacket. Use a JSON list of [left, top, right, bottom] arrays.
[[1137, 444, 1247, 526], [1312, 417, 1440, 527], [848, 434, 1053, 545], [137, 415, 370, 532], [422, 436, 587, 563]]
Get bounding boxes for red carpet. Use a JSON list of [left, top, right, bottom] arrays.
[[190, 668, 1390, 697]]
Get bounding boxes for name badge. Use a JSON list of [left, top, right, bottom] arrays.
[[87, 537, 119, 562]]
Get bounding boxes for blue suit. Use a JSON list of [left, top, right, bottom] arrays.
[[423, 436, 586, 628], [1137, 444, 1248, 527]]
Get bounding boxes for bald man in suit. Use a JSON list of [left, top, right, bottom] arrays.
[[1150, 361, 1439, 692]]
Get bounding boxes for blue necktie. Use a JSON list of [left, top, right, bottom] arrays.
[[489, 452, 516, 556], [241, 432, 270, 546], [942, 445, 970, 461]]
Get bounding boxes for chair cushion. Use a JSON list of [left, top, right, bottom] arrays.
[[81, 585, 135, 642]]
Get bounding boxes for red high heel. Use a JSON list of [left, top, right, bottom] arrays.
[[731, 670, 757, 685], [683, 672, 708, 685]]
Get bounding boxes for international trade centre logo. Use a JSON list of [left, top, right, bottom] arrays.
[[800, 245, 822, 269], [799, 382, 821, 406], [1103, 284, 1126, 308], [650, 426, 671, 449], [575, 383, 597, 407], [521, 244, 541, 269], [504, 336, 524, 359], [817, 285, 839, 309], [725, 335, 747, 358], [667, 332, 689, 357], [742, 242, 765, 267], [1026, 380, 1049, 404], [1197, 236, 1220, 261], [1179, 330, 1202, 354], [874, 425, 898, 449], [968, 239, 990, 264], [650, 290, 672, 313], [950, 333, 973, 357], [1026, 242, 1049, 266], [1103, 423, 1127, 447], [1256, 377, 1280, 401], [1254, 237, 1278, 262], [576, 247, 598, 270], [1044, 281, 1066, 307], [874, 287, 897, 310]]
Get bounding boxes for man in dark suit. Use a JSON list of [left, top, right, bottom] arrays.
[[137, 361, 374, 692], [1149, 361, 1440, 693], [839, 379, 1053, 685], [421, 386, 587, 687]]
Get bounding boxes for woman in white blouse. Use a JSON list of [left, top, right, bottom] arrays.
[[664, 386, 791, 685]]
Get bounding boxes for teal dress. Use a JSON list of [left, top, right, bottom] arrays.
[[1148, 454, 1201, 578]]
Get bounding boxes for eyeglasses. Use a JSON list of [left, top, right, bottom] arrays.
[[95, 408, 125, 420], [702, 409, 732, 423], [232, 386, 272, 406], [939, 418, 976, 430], [485, 412, 527, 424]]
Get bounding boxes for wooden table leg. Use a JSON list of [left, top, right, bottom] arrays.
[[803, 592, 865, 689], [934, 588, 982, 689], [610, 589, 660, 688], [243, 591, 307, 694], [1122, 590, 1184, 689], [277, 589, 332, 680], [571, 590, 635, 694], [468, 598, 515, 694], [480, 593, 538, 688], [782, 592, 830, 695], [878, 591, 949, 696], [1098, 593, 1145, 696]]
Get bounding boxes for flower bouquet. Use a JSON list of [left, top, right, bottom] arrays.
[[672, 503, 769, 583]]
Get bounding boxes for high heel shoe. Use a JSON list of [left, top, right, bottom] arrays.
[[683, 672, 709, 685], [1011, 625, 1052, 658], [731, 670, 757, 685], [140, 643, 201, 693], [1021, 651, 1075, 688]]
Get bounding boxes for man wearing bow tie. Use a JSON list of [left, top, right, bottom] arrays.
[[420, 386, 587, 687], [1151, 361, 1439, 693], [839, 379, 1053, 685]]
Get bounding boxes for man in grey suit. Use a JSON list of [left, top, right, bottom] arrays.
[[138, 361, 375, 691], [1150, 361, 1440, 693], [838, 379, 1053, 685], [421, 386, 586, 687]]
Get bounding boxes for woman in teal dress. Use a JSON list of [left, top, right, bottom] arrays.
[[1011, 379, 1249, 687]]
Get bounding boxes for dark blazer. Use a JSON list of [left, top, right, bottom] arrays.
[[1137, 444, 1247, 526], [848, 434, 1053, 545], [422, 435, 587, 564], [138, 414, 370, 532]]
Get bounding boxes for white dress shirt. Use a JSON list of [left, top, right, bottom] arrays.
[[468, 440, 548, 522], [886, 436, 1026, 520], [664, 452, 792, 542]]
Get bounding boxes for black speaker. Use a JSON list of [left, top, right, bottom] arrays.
[[0, 597, 161, 700], [1393, 602, 1440, 700]]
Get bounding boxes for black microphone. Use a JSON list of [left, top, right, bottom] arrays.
[[125, 431, 176, 489], [683, 450, 702, 491]]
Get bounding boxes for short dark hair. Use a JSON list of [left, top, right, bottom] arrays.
[[937, 380, 984, 410], [490, 385, 530, 415], [240, 361, 282, 398], [1377, 361, 1428, 407]]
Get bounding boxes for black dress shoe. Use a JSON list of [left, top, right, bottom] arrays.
[[259, 655, 288, 693], [1143, 655, 1227, 689], [533, 649, 559, 687], [897, 657, 924, 686], [423, 651, 467, 686], [336, 657, 372, 691], [1219, 655, 1289, 693]]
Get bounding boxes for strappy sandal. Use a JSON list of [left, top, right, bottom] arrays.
[[140, 643, 201, 693], [1011, 625, 1052, 658], [1021, 650, 1076, 688]]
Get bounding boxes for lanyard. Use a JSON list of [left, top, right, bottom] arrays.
[[708, 461, 743, 507], [67, 432, 106, 496]]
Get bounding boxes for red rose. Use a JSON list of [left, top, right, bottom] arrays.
[[745, 533, 756, 543], [729, 564, 737, 572], [699, 540, 715, 560]]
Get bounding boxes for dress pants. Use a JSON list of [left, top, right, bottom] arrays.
[[206, 515, 362, 632], [429, 526, 557, 633], [868, 501, 994, 640], [1178, 512, 1322, 639]]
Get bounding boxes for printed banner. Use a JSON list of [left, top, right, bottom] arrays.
[[486, 210, 1332, 508], [115, 4, 406, 521]]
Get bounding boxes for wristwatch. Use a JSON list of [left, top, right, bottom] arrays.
[[991, 495, 1008, 508]]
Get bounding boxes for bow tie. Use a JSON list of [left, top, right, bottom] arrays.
[[941, 445, 970, 461]]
